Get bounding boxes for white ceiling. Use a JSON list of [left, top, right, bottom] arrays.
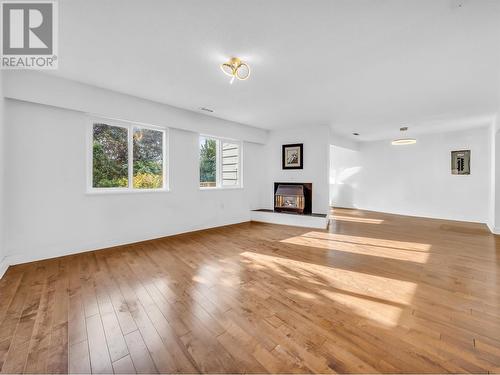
[[52, 0, 500, 140]]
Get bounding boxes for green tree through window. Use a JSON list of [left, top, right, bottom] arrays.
[[92, 123, 128, 188], [92, 122, 165, 190], [133, 128, 163, 189], [199, 137, 216, 187]]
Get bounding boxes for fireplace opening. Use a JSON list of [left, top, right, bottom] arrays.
[[275, 185, 305, 213], [274, 182, 312, 215]]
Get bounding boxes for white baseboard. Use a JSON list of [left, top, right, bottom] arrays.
[[347, 205, 487, 226], [0, 257, 9, 280], [487, 222, 500, 235], [350, 206, 499, 235]]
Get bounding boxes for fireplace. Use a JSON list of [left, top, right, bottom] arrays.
[[274, 182, 312, 215]]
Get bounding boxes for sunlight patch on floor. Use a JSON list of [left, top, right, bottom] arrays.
[[319, 288, 411, 327], [285, 289, 317, 300], [192, 274, 210, 284], [280, 232, 430, 263], [191, 264, 221, 286], [331, 215, 384, 224], [193, 262, 243, 288], [240, 251, 418, 327], [302, 231, 430, 251]]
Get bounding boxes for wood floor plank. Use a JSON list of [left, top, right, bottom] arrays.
[[68, 255, 87, 347], [80, 253, 99, 318], [93, 261, 130, 363], [0, 271, 24, 329], [113, 354, 136, 374], [86, 313, 113, 374], [0, 264, 37, 370], [23, 261, 59, 373], [0, 263, 47, 373], [45, 258, 70, 374], [123, 330, 157, 374], [68, 340, 90, 374], [94, 253, 138, 336]]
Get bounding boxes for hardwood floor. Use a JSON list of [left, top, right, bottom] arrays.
[[0, 208, 499, 373]]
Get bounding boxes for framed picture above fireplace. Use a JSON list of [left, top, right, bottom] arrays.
[[282, 143, 303, 169]]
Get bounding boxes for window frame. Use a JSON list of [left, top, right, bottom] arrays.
[[87, 116, 169, 194], [199, 135, 243, 190]]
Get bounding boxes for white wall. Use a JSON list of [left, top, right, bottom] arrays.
[[3, 97, 267, 266], [489, 121, 497, 232], [263, 126, 330, 214], [330, 127, 491, 223], [0, 72, 6, 275], [329, 130, 360, 151], [329, 145, 361, 208], [493, 120, 500, 233]]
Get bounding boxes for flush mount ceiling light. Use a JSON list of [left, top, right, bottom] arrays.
[[392, 138, 417, 145], [391, 126, 416, 145], [220, 57, 250, 84]]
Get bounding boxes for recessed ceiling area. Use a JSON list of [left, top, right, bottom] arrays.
[[51, 0, 500, 140]]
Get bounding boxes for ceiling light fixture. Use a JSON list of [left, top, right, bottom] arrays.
[[220, 57, 250, 84], [392, 126, 416, 145], [391, 138, 417, 145]]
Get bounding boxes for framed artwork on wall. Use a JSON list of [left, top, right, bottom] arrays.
[[451, 150, 470, 175], [282, 143, 303, 169]]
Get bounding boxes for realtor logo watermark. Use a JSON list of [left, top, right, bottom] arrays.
[[1, 1, 58, 69]]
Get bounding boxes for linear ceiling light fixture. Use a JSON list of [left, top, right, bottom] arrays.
[[391, 138, 417, 145], [220, 57, 250, 84], [392, 126, 416, 145]]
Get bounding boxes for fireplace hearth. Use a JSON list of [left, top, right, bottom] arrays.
[[274, 182, 312, 215]]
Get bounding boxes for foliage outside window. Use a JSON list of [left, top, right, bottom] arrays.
[[200, 137, 217, 187], [199, 136, 241, 188], [133, 127, 164, 189], [93, 124, 129, 188], [90, 120, 167, 192]]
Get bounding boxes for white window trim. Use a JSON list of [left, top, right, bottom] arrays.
[[199, 135, 243, 190], [86, 116, 169, 194]]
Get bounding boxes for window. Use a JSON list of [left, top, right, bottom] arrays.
[[89, 118, 167, 192], [133, 127, 164, 188], [199, 137, 217, 187], [92, 123, 129, 188], [199, 136, 242, 188]]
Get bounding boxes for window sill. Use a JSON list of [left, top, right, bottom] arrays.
[[86, 188, 170, 195], [199, 186, 244, 191]]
